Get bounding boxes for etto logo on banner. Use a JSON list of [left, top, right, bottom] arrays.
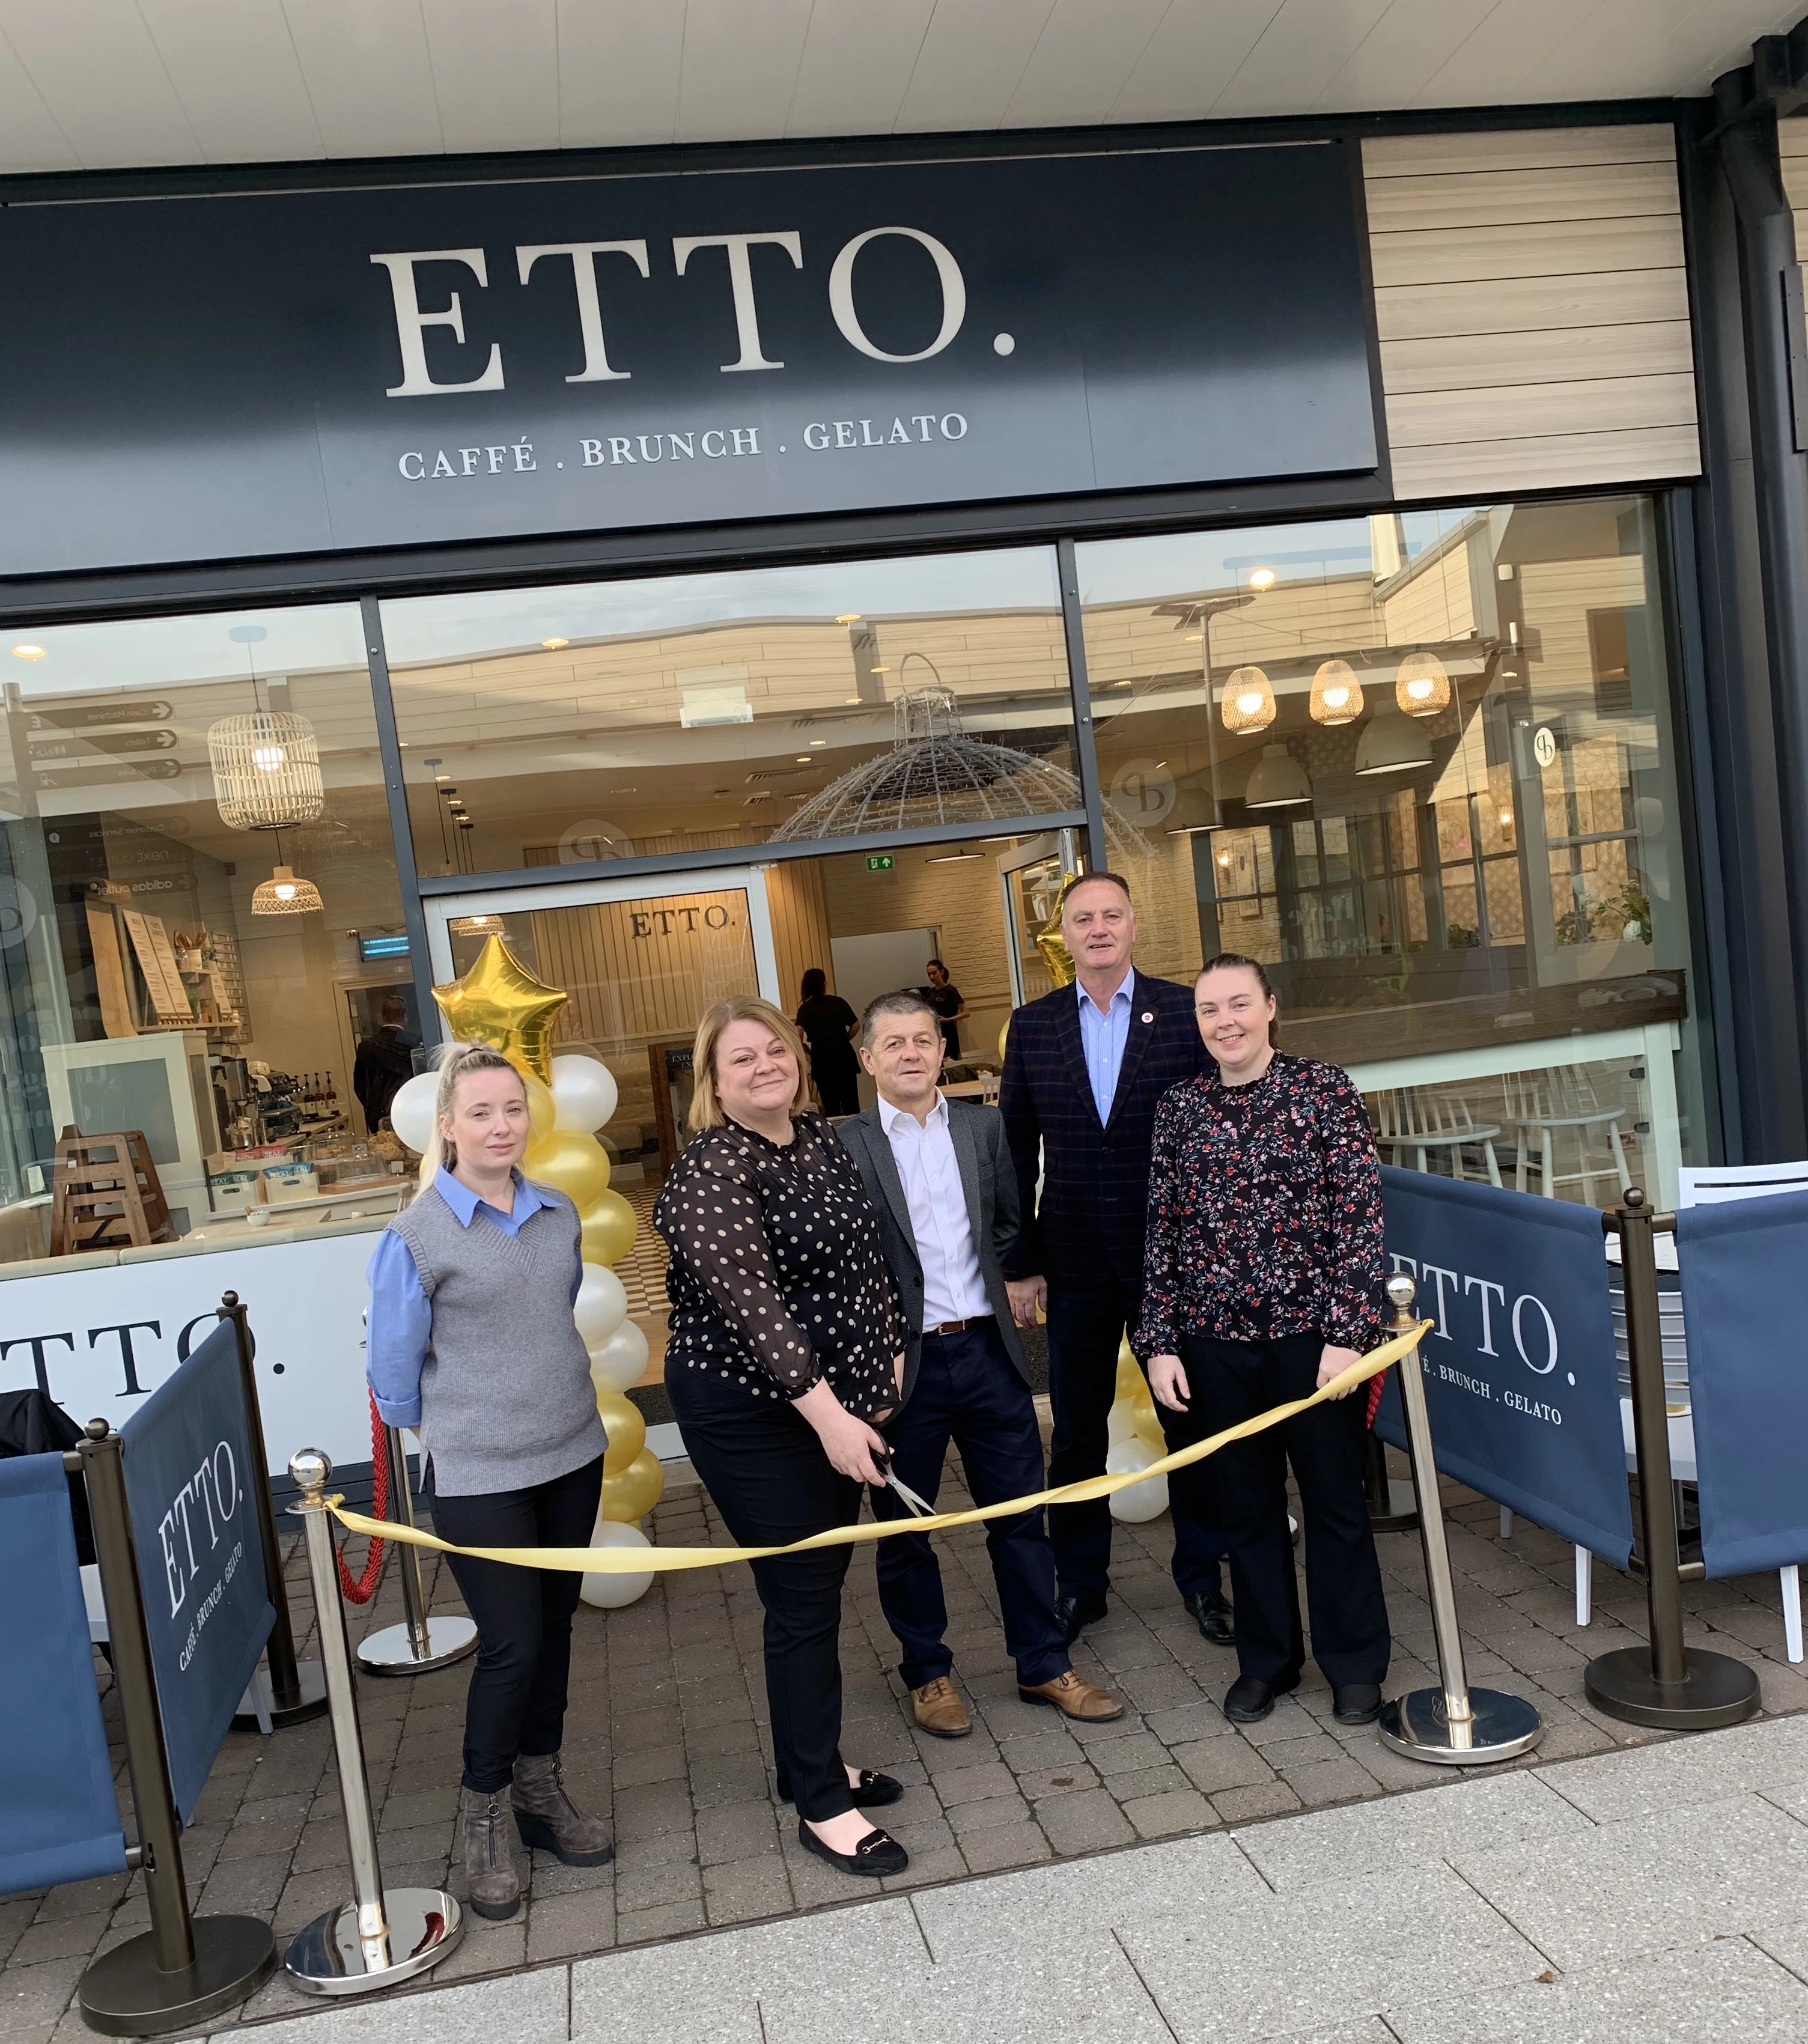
[[370, 225, 968, 397]]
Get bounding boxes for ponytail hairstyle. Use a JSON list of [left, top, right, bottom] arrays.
[[423, 1042, 526, 1178], [1198, 952, 1281, 1048]]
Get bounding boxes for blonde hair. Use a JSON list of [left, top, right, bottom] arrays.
[[424, 1042, 526, 1176], [687, 996, 809, 1133]]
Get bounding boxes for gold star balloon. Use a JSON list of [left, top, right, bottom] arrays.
[[432, 935, 569, 1083], [1033, 871, 1082, 990]]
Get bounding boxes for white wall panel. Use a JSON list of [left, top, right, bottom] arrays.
[[996, 0, 1169, 130], [784, 0, 935, 139], [892, 0, 1054, 134], [422, 0, 559, 156], [280, 0, 443, 160], [0, 0, 200, 168], [555, 0, 684, 148], [137, 0, 321, 164], [674, 0, 814, 143]]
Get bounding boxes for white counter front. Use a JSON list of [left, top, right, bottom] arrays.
[[0, 1221, 383, 1476]]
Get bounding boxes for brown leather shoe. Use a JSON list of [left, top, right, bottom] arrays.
[[909, 1675, 972, 1738], [1018, 1668, 1125, 1722]]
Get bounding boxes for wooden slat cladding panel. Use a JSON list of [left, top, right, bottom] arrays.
[[1365, 126, 1699, 502]]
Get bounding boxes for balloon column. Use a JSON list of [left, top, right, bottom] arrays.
[[1105, 1339, 1170, 1523], [386, 935, 662, 1607]]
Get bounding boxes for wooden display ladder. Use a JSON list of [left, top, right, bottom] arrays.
[[49, 1127, 177, 1255]]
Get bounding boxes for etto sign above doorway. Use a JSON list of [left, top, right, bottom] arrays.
[[0, 141, 1378, 577]]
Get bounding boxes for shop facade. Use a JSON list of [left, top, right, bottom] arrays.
[[0, 85, 1798, 1465]]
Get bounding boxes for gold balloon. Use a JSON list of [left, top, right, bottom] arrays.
[[579, 1187, 638, 1267], [524, 1074, 556, 1143], [432, 935, 569, 1083], [998, 1014, 1012, 1063], [523, 1128, 611, 1209], [1033, 871, 1082, 990], [1114, 1339, 1142, 1404], [599, 1447, 664, 1522], [596, 1387, 647, 1475]]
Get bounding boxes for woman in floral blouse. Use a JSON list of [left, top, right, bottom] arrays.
[[1136, 953, 1389, 1729]]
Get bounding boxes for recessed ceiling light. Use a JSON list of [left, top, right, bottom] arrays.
[[808, 739, 826, 747], [795, 756, 811, 764], [541, 636, 570, 649], [870, 663, 890, 674], [844, 696, 862, 705], [610, 785, 638, 794], [1248, 568, 1276, 589], [11, 644, 45, 660], [835, 613, 861, 625], [927, 851, 980, 863]]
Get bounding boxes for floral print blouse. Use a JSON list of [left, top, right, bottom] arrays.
[[1135, 1052, 1384, 1360], [654, 1110, 907, 1421]]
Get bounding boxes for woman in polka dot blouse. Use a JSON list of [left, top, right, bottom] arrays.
[[654, 994, 911, 1880]]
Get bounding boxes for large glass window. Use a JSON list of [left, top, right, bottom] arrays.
[[0, 606, 410, 1263], [380, 549, 1078, 877], [1078, 496, 1701, 1206]]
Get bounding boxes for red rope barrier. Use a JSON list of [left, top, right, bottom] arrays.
[[335, 1392, 389, 1604]]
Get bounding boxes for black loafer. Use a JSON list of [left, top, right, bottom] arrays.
[[1184, 1589, 1236, 1646], [1332, 1683, 1383, 1725], [1223, 1671, 1299, 1723], [1054, 1590, 1109, 1643], [850, 1769, 904, 1807], [797, 1816, 907, 1877]]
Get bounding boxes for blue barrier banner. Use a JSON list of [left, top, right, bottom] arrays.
[[0, 1453, 127, 1897], [1676, 1191, 1808, 1577], [1375, 1166, 1633, 1566], [120, 1319, 273, 1823]]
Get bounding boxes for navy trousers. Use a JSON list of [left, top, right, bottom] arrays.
[[872, 1319, 1070, 1691], [1169, 1331, 1390, 1689], [1046, 1271, 1228, 1605]]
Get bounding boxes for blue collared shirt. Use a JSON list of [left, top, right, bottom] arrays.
[[1077, 969, 1136, 1124], [365, 1168, 577, 1428]]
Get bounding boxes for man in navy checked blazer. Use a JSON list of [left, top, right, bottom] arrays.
[[1000, 871, 1231, 1644]]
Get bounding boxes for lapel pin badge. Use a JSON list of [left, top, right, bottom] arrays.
[[1141, 1011, 1155, 1023]]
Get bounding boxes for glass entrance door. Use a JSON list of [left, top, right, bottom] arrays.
[[997, 830, 1082, 1009], [424, 866, 780, 1192]]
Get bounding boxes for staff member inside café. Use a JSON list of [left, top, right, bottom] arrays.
[[838, 990, 1123, 1736]]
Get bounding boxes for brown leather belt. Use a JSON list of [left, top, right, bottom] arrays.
[[923, 1315, 993, 1338]]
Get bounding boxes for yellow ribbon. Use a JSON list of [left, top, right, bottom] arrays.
[[326, 1320, 1431, 1574]]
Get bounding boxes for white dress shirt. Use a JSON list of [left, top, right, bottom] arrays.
[[877, 1090, 993, 1331]]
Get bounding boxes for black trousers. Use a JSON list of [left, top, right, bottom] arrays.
[[872, 1319, 1068, 1691], [1046, 1271, 1227, 1604], [432, 1453, 605, 1794], [1167, 1332, 1390, 1688], [812, 1064, 860, 1117], [667, 1364, 862, 1823]]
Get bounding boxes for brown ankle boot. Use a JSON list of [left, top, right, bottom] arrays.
[[458, 1784, 522, 1920], [511, 1751, 613, 1866]]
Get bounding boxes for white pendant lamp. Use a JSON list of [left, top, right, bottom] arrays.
[[1243, 744, 1312, 809], [208, 625, 324, 830], [1354, 710, 1433, 777]]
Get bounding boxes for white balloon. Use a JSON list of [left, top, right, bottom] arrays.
[[1106, 1438, 1170, 1524], [552, 1054, 618, 1134], [573, 1262, 629, 1347], [388, 1071, 440, 1155], [577, 1517, 653, 1608], [589, 1319, 650, 1393]]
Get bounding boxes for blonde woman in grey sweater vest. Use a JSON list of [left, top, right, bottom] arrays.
[[367, 1043, 609, 1922]]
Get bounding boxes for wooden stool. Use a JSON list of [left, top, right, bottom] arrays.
[[49, 1127, 176, 1254]]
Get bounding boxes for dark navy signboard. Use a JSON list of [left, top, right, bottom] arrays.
[[0, 142, 1377, 574], [121, 1319, 273, 1822], [1376, 1167, 1633, 1566], [1676, 1193, 1808, 1578]]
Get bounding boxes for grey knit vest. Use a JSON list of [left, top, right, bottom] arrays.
[[387, 1182, 606, 1497]]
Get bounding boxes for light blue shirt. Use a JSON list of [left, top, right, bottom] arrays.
[[365, 1168, 576, 1428], [1077, 969, 1136, 1125]]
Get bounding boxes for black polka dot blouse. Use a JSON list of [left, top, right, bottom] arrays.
[[653, 1110, 907, 1420]]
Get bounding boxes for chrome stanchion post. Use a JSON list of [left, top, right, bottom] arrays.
[[220, 1292, 328, 1729], [1584, 1189, 1760, 1729], [74, 1421, 277, 2035], [1377, 1277, 1545, 1765], [283, 1450, 461, 1996], [356, 1425, 478, 1675]]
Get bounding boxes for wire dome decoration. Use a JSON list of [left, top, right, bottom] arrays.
[[769, 665, 1146, 862]]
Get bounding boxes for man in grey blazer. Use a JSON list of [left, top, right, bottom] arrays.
[[837, 990, 1123, 1738]]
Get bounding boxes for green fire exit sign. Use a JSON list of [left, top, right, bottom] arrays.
[[866, 854, 894, 871]]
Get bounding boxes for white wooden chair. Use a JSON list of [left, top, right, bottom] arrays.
[[1368, 1086, 1503, 1187], [1503, 1064, 1631, 1203]]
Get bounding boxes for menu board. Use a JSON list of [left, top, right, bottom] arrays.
[[120, 910, 192, 1026]]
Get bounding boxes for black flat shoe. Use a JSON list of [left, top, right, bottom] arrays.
[[850, 1769, 904, 1807], [1184, 1589, 1236, 1647], [797, 1816, 908, 1877], [1054, 1590, 1109, 1644], [1223, 1671, 1300, 1723], [1332, 1683, 1383, 1725]]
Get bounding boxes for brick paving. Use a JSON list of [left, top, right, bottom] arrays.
[[4, 1437, 1806, 2042]]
